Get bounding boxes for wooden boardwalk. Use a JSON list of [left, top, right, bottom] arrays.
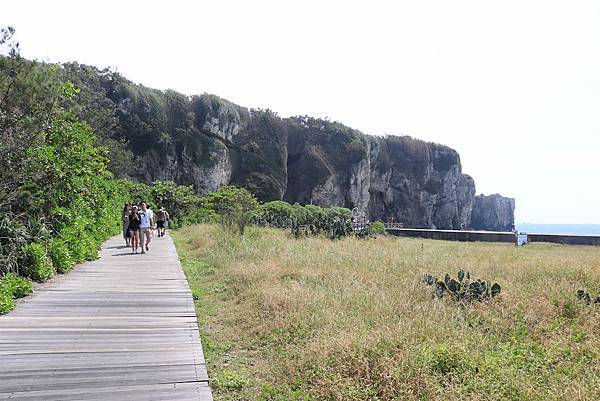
[[0, 233, 212, 400]]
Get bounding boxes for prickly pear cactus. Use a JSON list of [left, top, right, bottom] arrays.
[[577, 289, 599, 305], [421, 269, 502, 303]]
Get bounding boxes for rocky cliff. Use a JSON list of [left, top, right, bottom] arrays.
[[471, 194, 515, 232], [61, 62, 511, 231]]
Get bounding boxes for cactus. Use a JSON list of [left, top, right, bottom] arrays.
[[577, 289, 599, 305], [422, 274, 437, 286], [491, 283, 502, 297], [435, 281, 447, 298], [421, 270, 502, 303]]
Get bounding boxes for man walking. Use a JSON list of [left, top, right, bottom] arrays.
[[138, 202, 154, 253], [156, 207, 169, 237]]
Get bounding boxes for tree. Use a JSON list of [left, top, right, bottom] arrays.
[[0, 26, 65, 213], [205, 186, 259, 235]]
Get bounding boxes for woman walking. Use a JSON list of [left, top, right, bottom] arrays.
[[128, 205, 141, 253], [122, 204, 131, 247]]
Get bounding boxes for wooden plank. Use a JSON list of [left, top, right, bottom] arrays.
[[0, 233, 212, 401]]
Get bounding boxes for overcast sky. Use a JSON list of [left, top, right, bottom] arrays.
[[3, 0, 599, 223]]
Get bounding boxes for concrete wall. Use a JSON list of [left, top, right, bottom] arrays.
[[386, 228, 515, 243], [528, 233, 600, 246], [386, 228, 600, 246]]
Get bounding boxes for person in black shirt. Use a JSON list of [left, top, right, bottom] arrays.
[[128, 205, 141, 253]]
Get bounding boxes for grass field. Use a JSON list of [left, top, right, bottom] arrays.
[[172, 225, 599, 401]]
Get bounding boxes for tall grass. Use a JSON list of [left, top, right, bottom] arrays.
[[173, 225, 599, 401]]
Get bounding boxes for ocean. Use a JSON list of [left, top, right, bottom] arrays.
[[516, 224, 600, 236]]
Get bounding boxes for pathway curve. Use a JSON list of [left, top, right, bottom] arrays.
[[0, 233, 212, 400]]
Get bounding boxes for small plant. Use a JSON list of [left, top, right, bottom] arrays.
[[576, 289, 600, 305], [0, 272, 33, 298], [421, 269, 501, 302], [48, 238, 73, 273], [0, 288, 15, 314], [22, 243, 55, 282], [371, 220, 386, 235]]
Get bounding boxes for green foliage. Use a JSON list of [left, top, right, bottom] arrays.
[[422, 269, 502, 302], [48, 238, 73, 273], [214, 369, 249, 391], [259, 201, 300, 228], [371, 220, 386, 235], [205, 186, 260, 235], [576, 289, 600, 305], [256, 200, 353, 240], [149, 180, 199, 218], [0, 272, 33, 298], [0, 288, 15, 314], [22, 243, 54, 282], [0, 216, 28, 275]]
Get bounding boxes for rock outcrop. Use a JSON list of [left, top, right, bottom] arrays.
[[62, 62, 513, 231], [471, 194, 515, 232]]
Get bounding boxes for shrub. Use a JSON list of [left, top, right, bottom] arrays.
[[421, 269, 501, 302], [371, 220, 385, 235], [0, 272, 33, 298], [22, 243, 55, 282], [0, 288, 15, 315], [205, 186, 260, 235], [0, 216, 28, 276], [150, 180, 200, 218], [48, 238, 73, 273]]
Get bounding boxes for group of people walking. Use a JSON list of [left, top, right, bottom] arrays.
[[122, 202, 170, 254]]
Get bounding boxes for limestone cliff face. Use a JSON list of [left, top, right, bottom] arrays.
[[283, 117, 475, 229], [367, 136, 475, 229], [62, 63, 512, 230], [471, 194, 515, 232]]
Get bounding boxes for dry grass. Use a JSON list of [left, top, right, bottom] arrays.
[[173, 224, 600, 401]]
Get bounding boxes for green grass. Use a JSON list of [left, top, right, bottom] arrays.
[[173, 224, 600, 401]]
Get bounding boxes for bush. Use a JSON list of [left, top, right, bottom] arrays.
[[0, 216, 28, 276], [48, 238, 73, 273], [1, 272, 33, 298], [0, 288, 15, 315], [371, 220, 385, 235], [205, 186, 260, 235], [22, 243, 55, 282]]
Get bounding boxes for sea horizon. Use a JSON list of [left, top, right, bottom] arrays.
[[516, 223, 600, 236]]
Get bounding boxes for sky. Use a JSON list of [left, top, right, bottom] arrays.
[[3, 0, 599, 223]]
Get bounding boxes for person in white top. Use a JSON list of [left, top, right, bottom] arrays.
[[138, 202, 154, 254]]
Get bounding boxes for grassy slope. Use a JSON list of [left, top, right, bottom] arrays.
[[172, 225, 599, 401]]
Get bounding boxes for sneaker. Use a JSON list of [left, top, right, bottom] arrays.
[[146, 245, 149, 251]]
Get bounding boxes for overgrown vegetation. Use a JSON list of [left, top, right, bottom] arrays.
[[0, 27, 213, 314], [174, 225, 599, 401]]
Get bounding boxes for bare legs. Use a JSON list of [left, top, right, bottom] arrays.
[[130, 230, 140, 253]]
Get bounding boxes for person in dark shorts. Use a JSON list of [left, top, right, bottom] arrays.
[[128, 205, 141, 253], [155, 207, 169, 237], [122, 204, 131, 247]]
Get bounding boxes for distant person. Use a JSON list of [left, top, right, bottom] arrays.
[[146, 204, 156, 237], [122, 203, 132, 247], [156, 207, 169, 237], [138, 202, 153, 253], [128, 205, 141, 253]]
